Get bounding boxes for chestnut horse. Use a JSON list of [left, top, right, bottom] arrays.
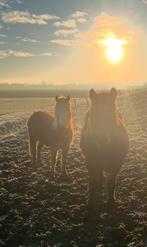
[[27, 96, 73, 177], [81, 88, 129, 209]]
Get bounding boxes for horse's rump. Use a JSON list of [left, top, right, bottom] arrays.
[[27, 111, 54, 145]]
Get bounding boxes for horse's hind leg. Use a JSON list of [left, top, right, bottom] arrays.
[[36, 142, 43, 165], [107, 172, 117, 204], [88, 163, 103, 211], [61, 147, 69, 176], [29, 136, 37, 165], [50, 149, 57, 178]]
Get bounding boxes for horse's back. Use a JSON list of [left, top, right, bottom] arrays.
[[28, 111, 53, 128], [81, 113, 129, 169], [27, 111, 54, 143]]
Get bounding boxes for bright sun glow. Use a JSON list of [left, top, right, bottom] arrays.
[[99, 36, 128, 63]]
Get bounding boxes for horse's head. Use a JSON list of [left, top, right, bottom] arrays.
[[89, 88, 118, 135], [54, 95, 71, 129]]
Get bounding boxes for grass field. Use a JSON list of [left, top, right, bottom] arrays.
[[0, 90, 147, 247]]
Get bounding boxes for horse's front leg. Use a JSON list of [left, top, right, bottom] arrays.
[[50, 149, 57, 178], [61, 147, 69, 177], [36, 142, 43, 166], [88, 161, 103, 211], [29, 138, 37, 165], [107, 171, 118, 205]]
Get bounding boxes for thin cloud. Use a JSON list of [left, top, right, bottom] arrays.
[[0, 41, 5, 44], [54, 19, 77, 28], [0, 49, 53, 59], [22, 38, 38, 43], [79, 13, 135, 46], [93, 14, 134, 41], [0, 33, 6, 37], [0, 0, 23, 8], [77, 18, 87, 24], [71, 11, 88, 25], [0, 49, 33, 58], [51, 39, 77, 46], [54, 28, 79, 37], [40, 52, 52, 56], [0, 11, 60, 25], [71, 11, 88, 18], [51, 14, 135, 49], [94, 14, 125, 30], [0, 0, 10, 8], [16, 0, 23, 4], [50, 39, 86, 47], [16, 36, 38, 42]]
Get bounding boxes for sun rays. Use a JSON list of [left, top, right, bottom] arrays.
[[98, 35, 128, 63]]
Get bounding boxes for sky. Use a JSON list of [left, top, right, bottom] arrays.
[[0, 0, 147, 87]]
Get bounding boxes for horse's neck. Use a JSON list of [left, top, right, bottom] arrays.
[[51, 116, 58, 129], [51, 114, 71, 130], [86, 110, 119, 132]]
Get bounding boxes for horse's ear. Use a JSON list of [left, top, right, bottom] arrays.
[[110, 88, 117, 99], [55, 96, 59, 102], [89, 89, 97, 100], [66, 95, 70, 101]]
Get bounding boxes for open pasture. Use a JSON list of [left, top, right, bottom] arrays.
[[0, 90, 147, 247]]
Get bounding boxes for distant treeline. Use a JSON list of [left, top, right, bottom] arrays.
[[0, 87, 145, 98], [0, 89, 90, 98]]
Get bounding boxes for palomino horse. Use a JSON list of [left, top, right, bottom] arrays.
[[27, 96, 73, 177], [81, 88, 129, 209]]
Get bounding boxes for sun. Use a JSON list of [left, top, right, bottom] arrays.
[[99, 36, 127, 63]]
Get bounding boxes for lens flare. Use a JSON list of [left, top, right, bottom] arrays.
[[99, 35, 128, 63]]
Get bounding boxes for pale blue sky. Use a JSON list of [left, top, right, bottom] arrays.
[[0, 0, 147, 84]]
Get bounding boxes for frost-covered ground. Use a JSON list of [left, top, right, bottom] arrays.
[[0, 91, 147, 247]]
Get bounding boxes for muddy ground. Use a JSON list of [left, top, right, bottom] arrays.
[[0, 90, 147, 247]]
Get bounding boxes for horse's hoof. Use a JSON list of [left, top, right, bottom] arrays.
[[62, 172, 68, 177], [51, 173, 55, 179], [50, 170, 55, 179], [36, 161, 42, 167], [86, 206, 97, 224], [87, 199, 97, 212], [31, 161, 36, 166], [59, 173, 71, 182], [108, 197, 116, 204], [107, 199, 117, 211]]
